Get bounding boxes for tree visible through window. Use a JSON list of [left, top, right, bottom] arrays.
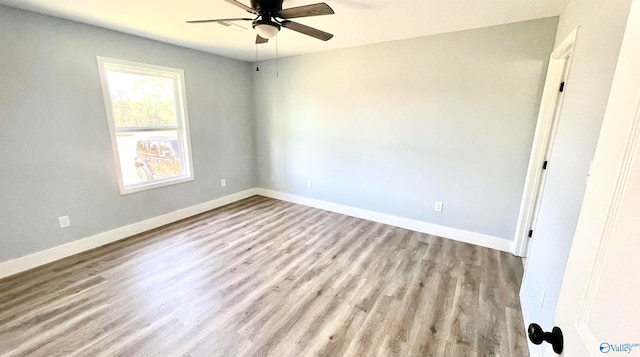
[[97, 57, 193, 194]]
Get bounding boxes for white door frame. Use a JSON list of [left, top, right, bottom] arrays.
[[512, 28, 580, 257]]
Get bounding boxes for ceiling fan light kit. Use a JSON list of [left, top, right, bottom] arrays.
[[253, 19, 280, 39], [187, 0, 334, 44]]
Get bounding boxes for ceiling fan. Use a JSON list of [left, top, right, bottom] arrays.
[[187, 0, 334, 44]]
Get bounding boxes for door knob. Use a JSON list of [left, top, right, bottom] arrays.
[[528, 323, 563, 354]]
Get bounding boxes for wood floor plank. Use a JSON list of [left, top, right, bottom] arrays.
[[0, 196, 529, 357]]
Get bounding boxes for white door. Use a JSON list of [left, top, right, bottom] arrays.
[[512, 30, 577, 258], [524, 56, 570, 258], [543, 2, 640, 356]]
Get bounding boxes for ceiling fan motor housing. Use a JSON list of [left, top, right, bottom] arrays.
[[253, 18, 281, 29]]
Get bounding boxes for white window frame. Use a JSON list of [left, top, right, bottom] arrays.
[[97, 56, 194, 195]]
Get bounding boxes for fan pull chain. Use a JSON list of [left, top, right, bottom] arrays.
[[276, 36, 279, 77], [255, 43, 259, 72]]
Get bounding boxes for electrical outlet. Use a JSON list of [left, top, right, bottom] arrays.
[[58, 215, 71, 229], [221, 179, 226, 187], [539, 285, 546, 307], [307, 180, 313, 189], [434, 202, 443, 212]]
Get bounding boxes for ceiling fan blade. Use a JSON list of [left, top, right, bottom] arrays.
[[187, 17, 253, 24], [224, 0, 258, 14], [277, 3, 334, 19], [280, 20, 333, 41], [256, 35, 269, 44]]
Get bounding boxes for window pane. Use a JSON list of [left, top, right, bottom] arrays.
[[98, 57, 193, 194], [117, 131, 184, 187], [105, 71, 177, 128]]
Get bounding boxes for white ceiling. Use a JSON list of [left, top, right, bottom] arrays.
[[0, 0, 569, 62]]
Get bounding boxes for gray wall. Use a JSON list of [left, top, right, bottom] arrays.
[[521, 1, 631, 353], [253, 18, 558, 240], [0, 6, 256, 262], [0, 6, 561, 265]]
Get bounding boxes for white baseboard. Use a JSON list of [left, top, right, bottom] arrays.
[[255, 188, 513, 253], [0, 188, 260, 279], [0, 187, 514, 280], [520, 286, 541, 357]]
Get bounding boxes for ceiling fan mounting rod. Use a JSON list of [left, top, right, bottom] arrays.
[[250, 0, 284, 13]]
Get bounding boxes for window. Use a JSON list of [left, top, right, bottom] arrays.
[[97, 57, 194, 194]]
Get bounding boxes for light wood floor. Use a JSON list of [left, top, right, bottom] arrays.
[[0, 196, 529, 357]]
